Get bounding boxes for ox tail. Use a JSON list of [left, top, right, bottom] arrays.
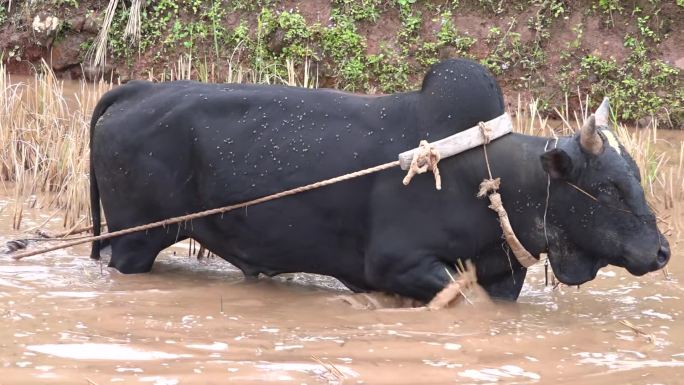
[[89, 96, 109, 259], [89, 84, 133, 260]]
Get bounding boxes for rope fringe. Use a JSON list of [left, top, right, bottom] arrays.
[[478, 121, 492, 144], [477, 178, 501, 198], [402, 140, 442, 190]]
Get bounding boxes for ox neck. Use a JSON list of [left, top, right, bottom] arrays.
[[481, 133, 569, 257]]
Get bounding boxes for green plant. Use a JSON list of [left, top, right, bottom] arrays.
[[597, 0, 621, 13], [225, 0, 278, 12], [78, 39, 94, 61], [0, 5, 7, 25], [478, 0, 504, 14], [333, 0, 383, 22], [578, 34, 681, 122], [321, 15, 368, 90], [635, 11, 657, 41], [527, 0, 566, 39], [108, 6, 134, 59], [228, 21, 250, 47], [368, 47, 410, 93], [416, 11, 475, 66], [32, 0, 679, 124], [595, 0, 622, 26], [204, 0, 227, 58], [398, 11, 421, 42], [276, 11, 314, 59], [482, 23, 523, 74], [132, 0, 179, 55], [53, 0, 79, 7], [549, 0, 566, 18]]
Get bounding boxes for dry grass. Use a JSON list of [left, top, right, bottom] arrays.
[[0, 60, 111, 229], [124, 0, 143, 46], [149, 51, 318, 88], [85, 0, 119, 71], [619, 320, 656, 344], [0, 63, 681, 234]]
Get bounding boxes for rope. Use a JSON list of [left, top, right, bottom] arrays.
[[401, 140, 442, 190], [11, 160, 401, 260], [10, 126, 525, 263], [543, 137, 558, 286], [477, 121, 538, 268], [478, 122, 493, 180]]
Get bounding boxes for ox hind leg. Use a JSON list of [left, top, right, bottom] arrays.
[[108, 228, 183, 274]]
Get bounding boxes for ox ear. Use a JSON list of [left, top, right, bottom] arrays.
[[541, 149, 574, 180]]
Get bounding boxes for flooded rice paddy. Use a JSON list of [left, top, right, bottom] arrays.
[[1, 187, 683, 385]]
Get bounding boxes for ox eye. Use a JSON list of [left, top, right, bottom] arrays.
[[597, 183, 620, 204], [598, 183, 628, 209]]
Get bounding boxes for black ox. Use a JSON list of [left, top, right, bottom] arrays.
[[90, 59, 670, 301]]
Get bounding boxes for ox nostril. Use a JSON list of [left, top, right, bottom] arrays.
[[656, 245, 670, 266]]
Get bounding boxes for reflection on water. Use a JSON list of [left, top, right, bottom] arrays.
[[1, 186, 684, 384], [26, 344, 193, 361], [458, 366, 541, 382]]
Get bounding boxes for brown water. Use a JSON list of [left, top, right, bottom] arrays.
[[1, 75, 684, 384], [1, 187, 683, 385]]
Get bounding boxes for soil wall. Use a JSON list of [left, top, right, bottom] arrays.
[[1, 0, 682, 125]]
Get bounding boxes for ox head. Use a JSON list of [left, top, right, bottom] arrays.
[[540, 98, 670, 285]]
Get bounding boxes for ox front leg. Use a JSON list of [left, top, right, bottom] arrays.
[[474, 246, 528, 301], [366, 253, 457, 303]]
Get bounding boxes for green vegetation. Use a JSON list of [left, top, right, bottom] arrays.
[[321, 15, 368, 90], [416, 10, 476, 67], [333, 0, 383, 22], [53, 0, 79, 7], [579, 35, 681, 122], [0, 0, 681, 124]]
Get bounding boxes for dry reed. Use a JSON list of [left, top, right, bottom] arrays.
[[124, 0, 143, 45], [0, 60, 111, 229], [85, 0, 119, 70]]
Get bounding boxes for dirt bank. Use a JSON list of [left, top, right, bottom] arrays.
[[1, 0, 682, 125]]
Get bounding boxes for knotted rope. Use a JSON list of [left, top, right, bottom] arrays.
[[477, 122, 538, 268], [402, 140, 442, 190]]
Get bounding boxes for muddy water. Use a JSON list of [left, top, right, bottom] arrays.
[[1, 187, 683, 385]]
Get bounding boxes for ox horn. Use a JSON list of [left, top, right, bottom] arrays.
[[594, 97, 610, 128], [580, 114, 603, 155]]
